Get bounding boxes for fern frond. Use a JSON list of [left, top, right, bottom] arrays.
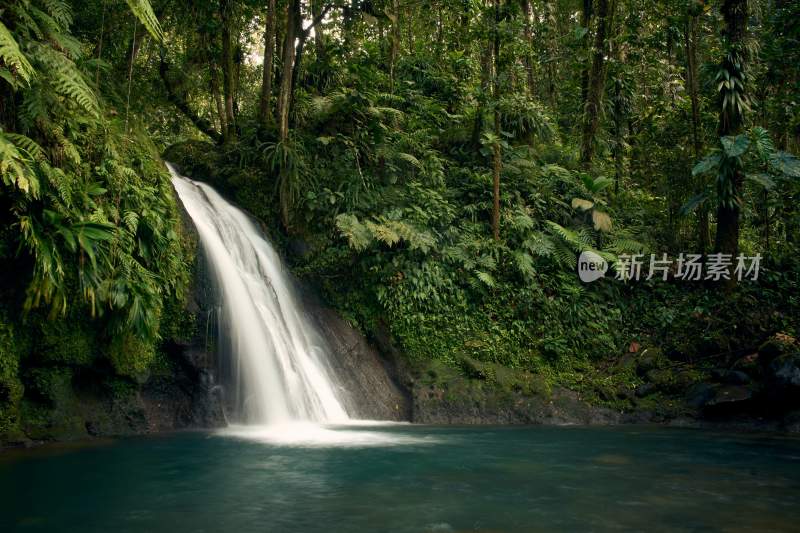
[[0, 132, 40, 195], [5, 133, 46, 162], [523, 232, 555, 258], [124, 0, 165, 43], [513, 250, 536, 280], [335, 214, 372, 251], [34, 44, 99, 117], [0, 21, 35, 85], [475, 270, 496, 288], [40, 0, 73, 28]]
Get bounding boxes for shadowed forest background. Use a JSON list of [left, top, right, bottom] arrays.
[[1, 0, 799, 441]]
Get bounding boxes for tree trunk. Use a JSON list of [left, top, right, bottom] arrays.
[[220, 0, 237, 142], [684, 8, 709, 252], [579, 0, 593, 104], [310, 0, 326, 60], [714, 0, 749, 257], [258, 0, 277, 126], [277, 0, 299, 141], [389, 0, 401, 93], [210, 65, 227, 135], [492, 0, 502, 241], [612, 77, 624, 194], [522, 0, 535, 97], [472, 42, 493, 148], [580, 0, 617, 165], [159, 55, 222, 144]]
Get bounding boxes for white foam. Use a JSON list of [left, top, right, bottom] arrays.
[[216, 423, 438, 448]]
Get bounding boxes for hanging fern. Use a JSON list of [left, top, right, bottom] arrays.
[[0, 132, 39, 195], [124, 0, 165, 43], [40, 0, 74, 28], [0, 21, 35, 86]]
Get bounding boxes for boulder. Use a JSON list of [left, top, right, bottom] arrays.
[[711, 369, 751, 386], [686, 382, 716, 408], [705, 384, 753, 408], [686, 382, 754, 414], [764, 353, 800, 409]]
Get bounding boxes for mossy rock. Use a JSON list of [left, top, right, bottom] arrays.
[[107, 334, 155, 383], [0, 318, 25, 436], [759, 333, 798, 366], [457, 356, 550, 397], [24, 367, 74, 406], [36, 319, 96, 366], [644, 367, 699, 395], [635, 348, 668, 376]]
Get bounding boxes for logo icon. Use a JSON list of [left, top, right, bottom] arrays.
[[578, 250, 607, 283]]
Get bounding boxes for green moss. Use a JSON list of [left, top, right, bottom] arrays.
[[36, 319, 96, 366], [0, 319, 25, 436], [25, 367, 73, 405], [108, 334, 155, 382]]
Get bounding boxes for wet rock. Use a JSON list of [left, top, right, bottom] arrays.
[[635, 382, 656, 398], [759, 333, 798, 367], [644, 368, 696, 395], [711, 369, 751, 385], [636, 349, 663, 377], [764, 353, 800, 409], [705, 385, 753, 408], [304, 299, 412, 421], [732, 353, 760, 375], [85, 421, 99, 437], [686, 383, 716, 408]]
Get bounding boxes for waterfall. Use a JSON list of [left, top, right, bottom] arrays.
[[169, 164, 351, 425]]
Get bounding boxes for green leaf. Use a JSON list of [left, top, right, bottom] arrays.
[[769, 152, 800, 178], [124, 0, 165, 43], [591, 176, 613, 193], [592, 210, 612, 232], [692, 155, 721, 176], [0, 22, 35, 86], [678, 192, 709, 216], [746, 173, 775, 190], [721, 135, 750, 158], [571, 198, 594, 211]]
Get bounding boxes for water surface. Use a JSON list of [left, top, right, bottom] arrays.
[[2, 425, 800, 532]]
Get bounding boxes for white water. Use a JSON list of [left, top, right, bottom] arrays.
[[169, 164, 351, 426]]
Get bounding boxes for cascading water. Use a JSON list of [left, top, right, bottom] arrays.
[[168, 164, 351, 426]]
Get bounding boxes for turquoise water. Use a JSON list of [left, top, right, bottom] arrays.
[[2, 425, 800, 532]]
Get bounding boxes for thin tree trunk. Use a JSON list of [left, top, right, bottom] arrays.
[[522, 0, 535, 97], [580, 0, 617, 165], [220, 0, 237, 142], [579, 0, 593, 104], [289, 5, 332, 125], [389, 0, 401, 93], [612, 80, 624, 193], [714, 0, 749, 258], [159, 55, 222, 144], [472, 41, 492, 149], [492, 0, 502, 241], [277, 0, 299, 141], [684, 8, 709, 252], [210, 65, 227, 134], [310, 0, 326, 60], [259, 0, 277, 126]]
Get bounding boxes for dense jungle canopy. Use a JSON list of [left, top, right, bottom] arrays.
[[0, 0, 799, 439]]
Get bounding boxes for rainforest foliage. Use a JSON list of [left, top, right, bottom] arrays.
[[1, 0, 800, 437]]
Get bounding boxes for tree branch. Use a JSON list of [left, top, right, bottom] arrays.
[[159, 52, 222, 144]]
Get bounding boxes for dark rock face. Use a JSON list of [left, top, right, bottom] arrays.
[[765, 353, 800, 409], [138, 194, 227, 433], [303, 301, 411, 421], [409, 383, 630, 426]]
